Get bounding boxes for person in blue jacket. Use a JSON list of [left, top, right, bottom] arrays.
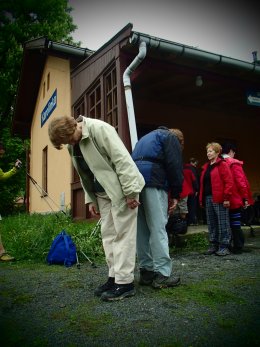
[[132, 126, 183, 288]]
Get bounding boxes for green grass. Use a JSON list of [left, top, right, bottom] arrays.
[[156, 278, 246, 308], [0, 289, 34, 304], [217, 317, 236, 329], [49, 301, 113, 337], [170, 232, 209, 255], [1, 213, 211, 264], [0, 212, 104, 263]]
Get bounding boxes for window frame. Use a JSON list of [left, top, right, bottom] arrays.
[[42, 146, 48, 197]]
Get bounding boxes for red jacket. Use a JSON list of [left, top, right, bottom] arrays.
[[199, 158, 233, 206], [180, 164, 199, 198], [224, 157, 254, 209]]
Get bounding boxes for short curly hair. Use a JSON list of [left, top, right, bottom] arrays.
[[48, 116, 77, 150], [206, 142, 222, 154]]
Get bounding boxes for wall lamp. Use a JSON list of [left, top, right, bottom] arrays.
[[196, 75, 203, 87]]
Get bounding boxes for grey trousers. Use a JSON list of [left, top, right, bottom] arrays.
[[137, 187, 172, 277]]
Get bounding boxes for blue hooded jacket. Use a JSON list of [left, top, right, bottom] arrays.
[[132, 127, 183, 198]]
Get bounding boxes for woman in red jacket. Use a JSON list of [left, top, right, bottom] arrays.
[[184, 158, 200, 225], [222, 143, 254, 253], [199, 142, 233, 256]]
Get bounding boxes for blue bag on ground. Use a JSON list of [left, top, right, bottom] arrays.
[[47, 230, 77, 267]]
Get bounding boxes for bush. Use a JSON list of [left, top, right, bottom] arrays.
[[0, 129, 27, 216], [0, 213, 104, 263]]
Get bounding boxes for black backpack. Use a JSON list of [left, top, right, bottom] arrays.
[[166, 214, 188, 235]]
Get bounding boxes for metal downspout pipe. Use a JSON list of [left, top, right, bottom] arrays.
[[123, 41, 147, 150]]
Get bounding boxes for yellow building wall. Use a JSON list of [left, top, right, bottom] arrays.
[[30, 56, 72, 213]]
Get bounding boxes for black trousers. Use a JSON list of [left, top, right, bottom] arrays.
[[229, 208, 244, 249], [187, 194, 198, 225]]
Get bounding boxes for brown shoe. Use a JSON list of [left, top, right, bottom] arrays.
[[152, 273, 180, 289]]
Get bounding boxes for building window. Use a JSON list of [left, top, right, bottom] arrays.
[[47, 72, 50, 91], [43, 81, 45, 99], [73, 63, 118, 127], [42, 146, 48, 196], [72, 100, 85, 183], [89, 84, 101, 119], [105, 66, 118, 129], [74, 98, 85, 118]]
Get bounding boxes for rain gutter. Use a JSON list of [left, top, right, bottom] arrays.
[[130, 32, 260, 74], [123, 41, 147, 150], [47, 41, 94, 58], [23, 37, 94, 58]]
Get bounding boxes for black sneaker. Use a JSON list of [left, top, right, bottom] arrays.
[[152, 273, 180, 289], [94, 277, 115, 297], [231, 247, 243, 254], [100, 282, 136, 301], [139, 268, 155, 285]]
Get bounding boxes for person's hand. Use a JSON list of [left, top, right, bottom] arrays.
[[89, 203, 100, 217], [14, 159, 22, 169], [126, 197, 140, 209], [168, 198, 178, 214], [223, 200, 230, 208]]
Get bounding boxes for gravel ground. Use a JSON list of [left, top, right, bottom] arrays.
[[1, 230, 260, 347]]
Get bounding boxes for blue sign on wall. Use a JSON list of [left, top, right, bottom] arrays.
[[41, 89, 57, 127]]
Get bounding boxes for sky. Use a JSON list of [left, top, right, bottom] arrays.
[[68, 0, 260, 63]]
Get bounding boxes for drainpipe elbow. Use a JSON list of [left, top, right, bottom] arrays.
[[123, 41, 147, 87]]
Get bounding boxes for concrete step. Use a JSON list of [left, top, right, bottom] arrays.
[[183, 224, 260, 237]]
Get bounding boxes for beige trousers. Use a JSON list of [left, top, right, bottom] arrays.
[[96, 193, 138, 284]]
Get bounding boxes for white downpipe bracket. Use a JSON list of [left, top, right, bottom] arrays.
[[123, 41, 147, 150]]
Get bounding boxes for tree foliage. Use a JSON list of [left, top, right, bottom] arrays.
[[0, 128, 29, 215], [0, 0, 79, 215]]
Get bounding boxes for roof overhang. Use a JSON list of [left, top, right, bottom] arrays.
[[13, 37, 94, 138], [119, 29, 260, 118]]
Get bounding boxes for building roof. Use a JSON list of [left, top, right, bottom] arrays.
[[128, 30, 260, 77], [13, 24, 260, 138], [71, 23, 260, 122], [13, 37, 94, 138], [118, 25, 260, 117]]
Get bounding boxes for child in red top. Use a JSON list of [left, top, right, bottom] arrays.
[[222, 142, 253, 253]]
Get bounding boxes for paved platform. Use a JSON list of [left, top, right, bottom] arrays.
[[185, 224, 260, 236]]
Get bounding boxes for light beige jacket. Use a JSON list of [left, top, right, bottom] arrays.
[[68, 117, 145, 211]]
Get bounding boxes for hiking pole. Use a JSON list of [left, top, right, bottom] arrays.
[[90, 218, 102, 237], [80, 250, 97, 268], [27, 172, 67, 216], [76, 251, 81, 269]]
